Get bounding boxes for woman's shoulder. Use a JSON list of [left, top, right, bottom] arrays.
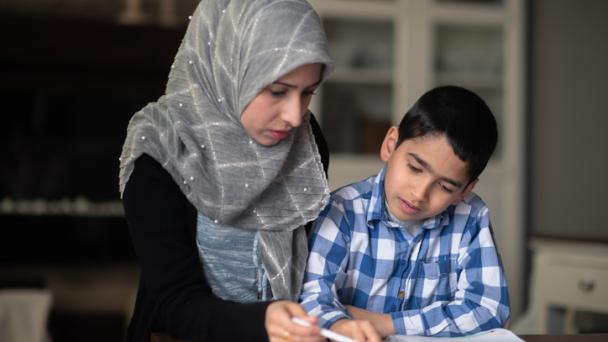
[[123, 154, 195, 217], [128, 154, 181, 192], [132, 153, 169, 178], [309, 113, 329, 176]]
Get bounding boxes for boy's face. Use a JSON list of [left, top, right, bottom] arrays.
[[380, 127, 477, 222]]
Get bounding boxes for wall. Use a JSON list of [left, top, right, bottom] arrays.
[[530, 0, 608, 240]]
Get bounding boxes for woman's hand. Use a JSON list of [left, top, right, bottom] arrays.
[[330, 319, 381, 342], [265, 300, 324, 342]]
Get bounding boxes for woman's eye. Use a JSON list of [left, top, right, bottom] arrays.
[[270, 90, 287, 97], [267, 87, 287, 97], [302, 90, 317, 97]]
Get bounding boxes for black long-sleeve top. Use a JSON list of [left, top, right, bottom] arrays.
[[122, 116, 329, 342]]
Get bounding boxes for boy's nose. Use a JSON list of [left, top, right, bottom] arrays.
[[411, 181, 431, 203]]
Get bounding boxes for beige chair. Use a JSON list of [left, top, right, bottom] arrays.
[[0, 289, 53, 342]]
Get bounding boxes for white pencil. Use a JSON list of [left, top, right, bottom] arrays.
[[292, 317, 358, 342]]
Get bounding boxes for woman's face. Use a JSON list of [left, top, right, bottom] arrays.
[[240, 63, 322, 146]]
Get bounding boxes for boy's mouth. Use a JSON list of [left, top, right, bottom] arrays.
[[399, 198, 421, 215]]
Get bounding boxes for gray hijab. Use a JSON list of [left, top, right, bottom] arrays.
[[119, 0, 333, 300]]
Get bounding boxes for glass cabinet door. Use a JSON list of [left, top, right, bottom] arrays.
[[434, 24, 504, 158], [318, 18, 394, 154]]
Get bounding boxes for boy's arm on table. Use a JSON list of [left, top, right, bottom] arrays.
[[299, 201, 380, 341], [346, 305, 395, 337], [299, 201, 351, 327], [349, 211, 510, 337]]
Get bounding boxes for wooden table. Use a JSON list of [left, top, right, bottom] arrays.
[[149, 333, 608, 342], [520, 334, 608, 342]]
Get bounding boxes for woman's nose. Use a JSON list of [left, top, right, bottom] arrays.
[[280, 96, 304, 128]]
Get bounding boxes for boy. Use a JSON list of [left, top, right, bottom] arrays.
[[299, 86, 509, 340]]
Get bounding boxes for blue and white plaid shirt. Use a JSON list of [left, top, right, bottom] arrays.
[[299, 167, 510, 336]]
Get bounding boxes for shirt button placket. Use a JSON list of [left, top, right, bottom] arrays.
[[398, 244, 410, 311]]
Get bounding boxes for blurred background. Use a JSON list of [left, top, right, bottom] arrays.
[[0, 0, 607, 341]]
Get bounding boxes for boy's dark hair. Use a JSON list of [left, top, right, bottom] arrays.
[[396, 85, 498, 183]]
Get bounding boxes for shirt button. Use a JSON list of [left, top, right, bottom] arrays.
[[398, 291, 405, 299]]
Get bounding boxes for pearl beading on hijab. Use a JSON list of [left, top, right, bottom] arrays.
[[119, 0, 333, 300]]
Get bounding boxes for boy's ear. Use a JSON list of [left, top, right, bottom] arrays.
[[454, 178, 478, 204], [380, 126, 399, 162]]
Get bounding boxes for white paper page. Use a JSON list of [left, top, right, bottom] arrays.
[[386, 328, 525, 342]]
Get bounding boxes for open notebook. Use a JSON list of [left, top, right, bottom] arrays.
[[387, 329, 525, 342]]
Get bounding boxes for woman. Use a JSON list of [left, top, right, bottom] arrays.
[[118, 0, 333, 341]]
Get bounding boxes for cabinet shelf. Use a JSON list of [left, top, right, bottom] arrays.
[[0, 198, 124, 217], [436, 70, 503, 90], [330, 68, 393, 84], [310, 0, 396, 20], [432, 2, 505, 25]]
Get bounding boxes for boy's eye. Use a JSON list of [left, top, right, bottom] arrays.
[[407, 164, 422, 173], [439, 182, 455, 194]]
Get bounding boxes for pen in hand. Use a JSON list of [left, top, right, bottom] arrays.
[[292, 317, 358, 342]]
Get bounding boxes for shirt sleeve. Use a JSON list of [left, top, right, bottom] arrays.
[[391, 207, 510, 336], [299, 197, 352, 329]]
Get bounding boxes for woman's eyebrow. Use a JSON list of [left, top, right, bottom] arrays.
[[273, 79, 322, 89], [408, 152, 463, 188]]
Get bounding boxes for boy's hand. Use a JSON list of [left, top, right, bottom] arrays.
[[330, 319, 381, 342], [346, 305, 395, 338], [265, 300, 324, 342]]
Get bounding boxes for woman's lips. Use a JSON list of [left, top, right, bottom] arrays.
[[399, 198, 421, 215], [271, 130, 290, 140]]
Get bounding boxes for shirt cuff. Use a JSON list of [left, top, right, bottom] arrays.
[[318, 310, 351, 330], [391, 311, 426, 336]]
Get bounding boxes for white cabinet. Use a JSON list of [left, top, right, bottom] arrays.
[[309, 0, 526, 319], [527, 239, 608, 333]]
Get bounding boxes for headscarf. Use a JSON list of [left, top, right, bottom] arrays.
[[118, 0, 333, 300]]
